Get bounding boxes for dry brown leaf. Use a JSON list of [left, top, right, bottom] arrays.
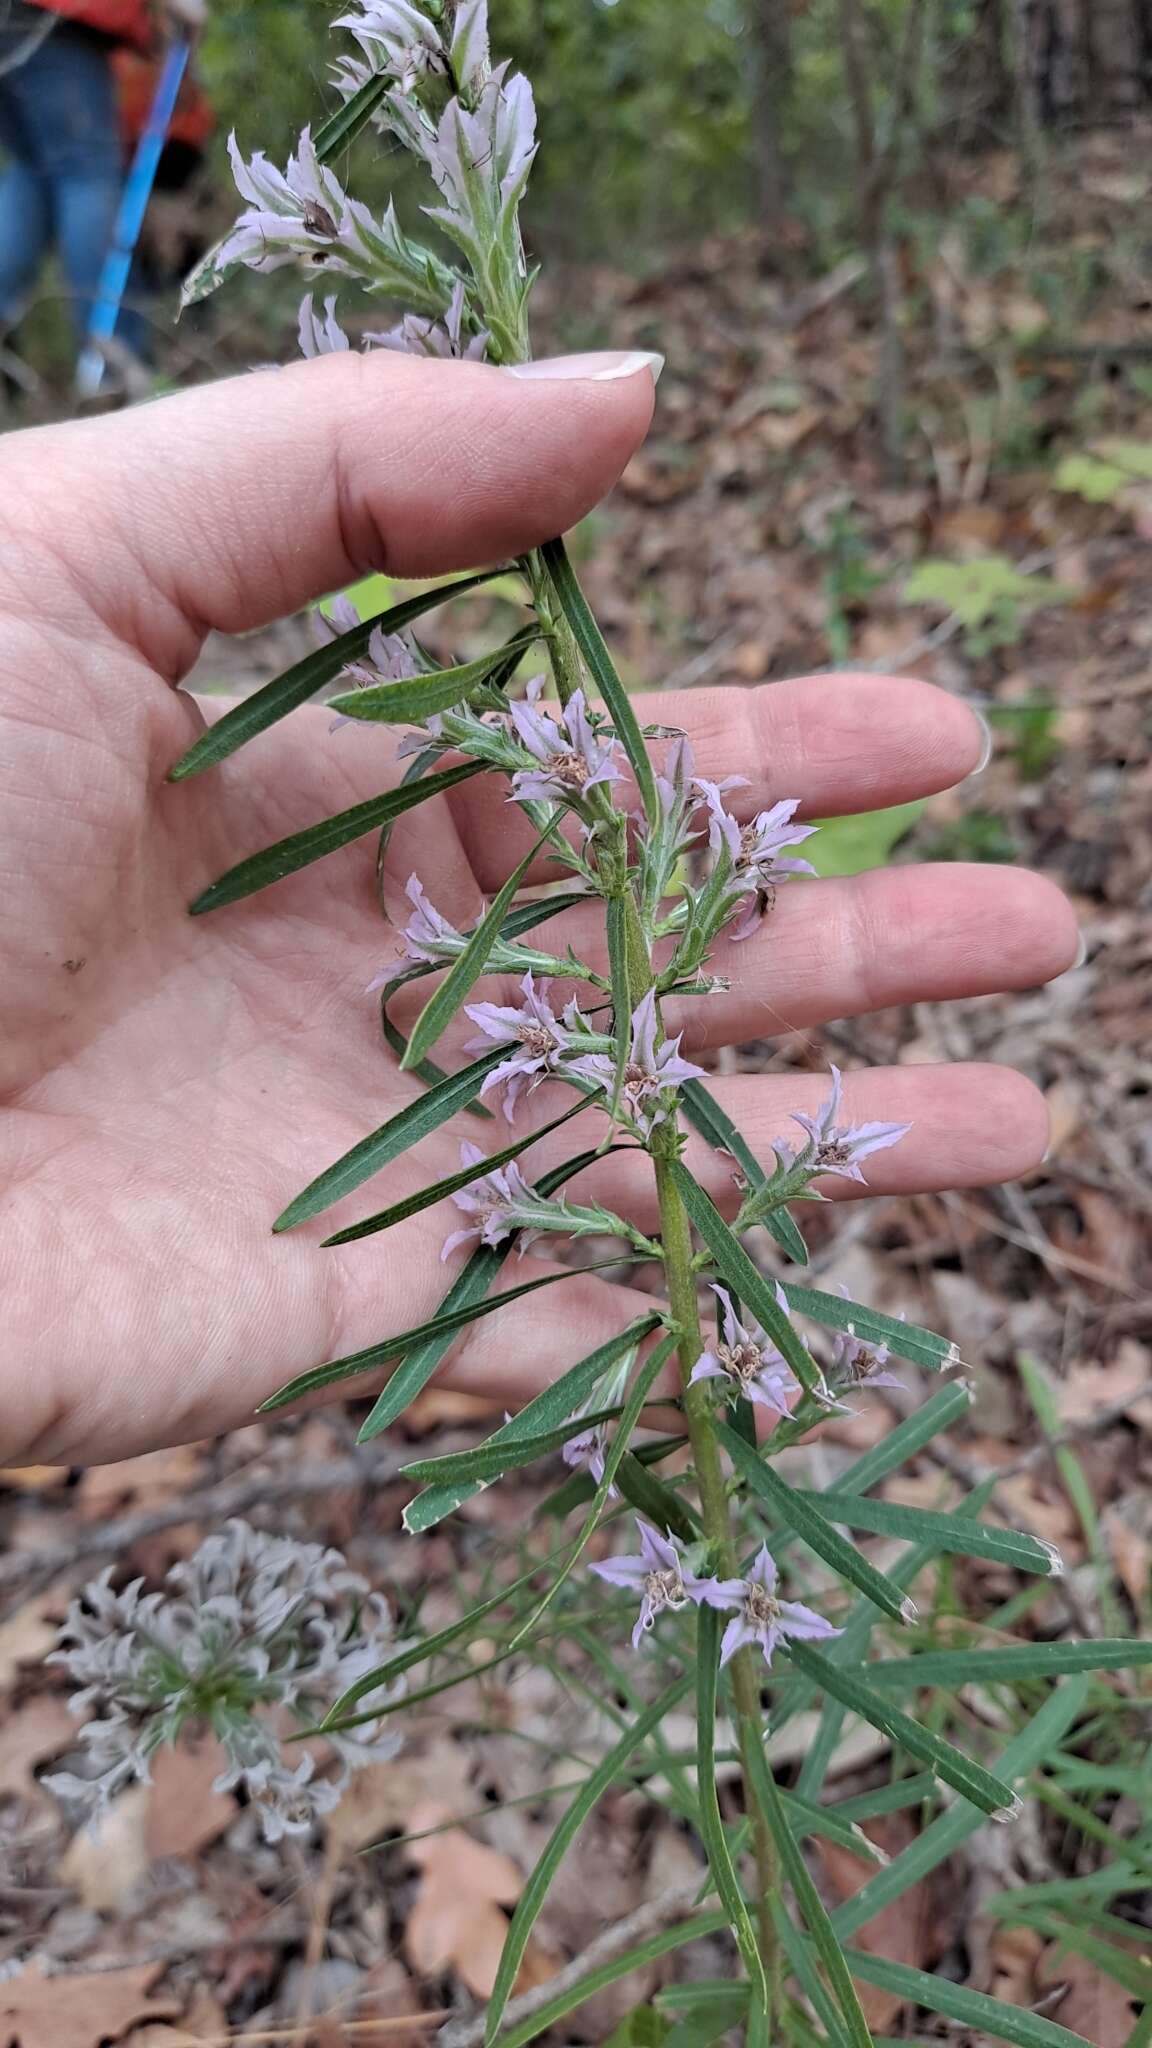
[[816, 1818, 940, 2031], [145, 1738, 235, 1862], [0, 1584, 67, 1689], [124, 1984, 229, 2045], [59, 1785, 151, 1912], [75, 1443, 206, 1522], [1038, 1942, 1142, 2047], [328, 1739, 475, 1857], [1058, 1340, 1152, 1436], [404, 1804, 547, 2001], [988, 1920, 1044, 2007], [0, 1959, 181, 2048], [0, 1694, 76, 1807]]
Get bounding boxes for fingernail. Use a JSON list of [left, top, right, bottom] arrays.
[[973, 710, 994, 776], [1068, 929, 1088, 973], [502, 350, 664, 385]]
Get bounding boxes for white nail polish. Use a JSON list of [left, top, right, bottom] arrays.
[[502, 350, 664, 385]]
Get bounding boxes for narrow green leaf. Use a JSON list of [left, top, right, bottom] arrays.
[[605, 896, 632, 1129], [613, 1451, 700, 1544], [841, 1953, 1094, 2048], [273, 1047, 507, 1233], [771, 1902, 851, 2046], [190, 759, 486, 915], [695, 1605, 768, 2011], [328, 632, 538, 726], [787, 1643, 1020, 1820], [403, 1405, 623, 1486], [493, 1915, 729, 2048], [313, 68, 391, 158], [669, 1161, 823, 1397], [741, 1740, 874, 2048], [168, 572, 499, 779], [782, 1281, 959, 1375], [719, 1426, 915, 1628], [402, 831, 551, 1070], [680, 1078, 809, 1266], [805, 1492, 1062, 1578], [261, 1265, 614, 1414], [402, 1316, 661, 1533], [353, 1144, 612, 1444], [540, 536, 660, 823], [825, 1382, 974, 1498], [485, 1676, 694, 2046], [781, 1791, 888, 1866], [863, 1639, 1152, 1690], [322, 1098, 587, 1246]]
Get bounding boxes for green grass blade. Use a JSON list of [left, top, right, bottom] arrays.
[[273, 1047, 507, 1232], [863, 1640, 1152, 1690], [679, 1078, 808, 1266], [841, 1953, 1094, 2047], [719, 1426, 916, 1627], [741, 1741, 874, 2048], [484, 1676, 694, 2045], [168, 572, 499, 779], [323, 1099, 587, 1246], [189, 759, 486, 915], [830, 1678, 1092, 1938], [402, 1315, 661, 1532], [669, 1161, 824, 1398], [807, 1491, 1062, 1578], [782, 1281, 958, 1375], [328, 632, 538, 725], [540, 536, 660, 824], [402, 831, 551, 1070], [493, 1915, 729, 2048], [788, 1642, 1020, 1820], [694, 1607, 768, 2011]]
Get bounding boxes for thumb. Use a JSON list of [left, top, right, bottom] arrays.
[[4, 349, 659, 676]]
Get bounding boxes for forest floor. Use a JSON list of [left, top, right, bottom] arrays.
[[1, 130, 1150, 2047]]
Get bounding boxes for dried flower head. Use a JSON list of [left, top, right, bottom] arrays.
[[44, 1522, 402, 1843]]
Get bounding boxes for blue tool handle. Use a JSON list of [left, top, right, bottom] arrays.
[[84, 36, 191, 348]]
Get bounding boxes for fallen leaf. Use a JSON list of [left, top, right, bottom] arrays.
[[403, 1387, 501, 1434], [0, 1959, 180, 2047], [0, 1694, 76, 1807], [405, 1803, 547, 2001], [145, 1738, 235, 1861], [328, 1739, 475, 1857], [59, 1785, 150, 1912], [0, 1584, 67, 1689], [1058, 1340, 1152, 1436], [1038, 1942, 1143, 2047], [75, 1444, 206, 1522], [124, 1984, 229, 2045], [988, 1920, 1044, 2007], [816, 1817, 941, 2030]]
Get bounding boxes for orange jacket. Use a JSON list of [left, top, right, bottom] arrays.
[[25, 0, 152, 54]]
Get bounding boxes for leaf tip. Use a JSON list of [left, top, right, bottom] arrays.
[[899, 1595, 919, 1627], [1042, 1540, 1066, 1578], [992, 1794, 1023, 1826]]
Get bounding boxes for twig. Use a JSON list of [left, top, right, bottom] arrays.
[[0, 1449, 407, 1605], [438, 1878, 708, 2048]]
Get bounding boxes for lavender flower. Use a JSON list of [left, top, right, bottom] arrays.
[[569, 990, 705, 1137], [509, 683, 623, 808], [786, 1066, 913, 1184], [334, 0, 443, 95], [696, 783, 818, 942], [44, 1522, 402, 1844], [708, 1547, 842, 1669], [562, 1423, 610, 1488], [315, 594, 420, 730], [424, 63, 537, 252], [590, 1522, 733, 1649], [395, 874, 464, 967], [441, 1141, 537, 1259], [829, 1324, 906, 1399], [370, 278, 488, 361], [298, 292, 351, 358], [464, 972, 572, 1117], [690, 1286, 800, 1418]]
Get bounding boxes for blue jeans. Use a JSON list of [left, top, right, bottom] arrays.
[[0, 7, 122, 337]]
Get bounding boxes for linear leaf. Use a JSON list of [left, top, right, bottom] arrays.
[[788, 1643, 1019, 1820], [782, 1281, 958, 1375], [493, 1917, 731, 2048], [314, 68, 391, 158], [830, 1679, 1091, 1937], [402, 831, 551, 1070], [863, 1639, 1152, 1690], [826, 1382, 974, 1498], [402, 1316, 661, 1532], [680, 1078, 809, 1266], [323, 1098, 587, 1246], [741, 1740, 874, 2048], [696, 1606, 768, 2011], [781, 1791, 888, 1866], [352, 1144, 613, 1443], [605, 896, 632, 1129], [328, 632, 539, 725], [485, 1676, 694, 2045], [190, 758, 486, 915], [613, 1451, 700, 1544], [403, 1405, 625, 1487], [807, 1492, 1062, 1578], [273, 1047, 507, 1233], [540, 536, 659, 824], [168, 572, 499, 779], [261, 1266, 611, 1415], [841, 1953, 1094, 2048], [669, 1162, 824, 1398], [719, 1426, 915, 1627]]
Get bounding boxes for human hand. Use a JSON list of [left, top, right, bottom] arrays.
[[0, 350, 1078, 1465]]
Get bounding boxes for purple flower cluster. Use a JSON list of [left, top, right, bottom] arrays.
[[592, 1522, 840, 1668], [690, 1285, 800, 1418], [569, 990, 704, 1138], [696, 781, 819, 942], [784, 1065, 912, 1185], [509, 683, 623, 808], [440, 1141, 537, 1260], [465, 972, 571, 1118]]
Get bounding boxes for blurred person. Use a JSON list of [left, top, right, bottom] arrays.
[[0, 0, 204, 350]]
